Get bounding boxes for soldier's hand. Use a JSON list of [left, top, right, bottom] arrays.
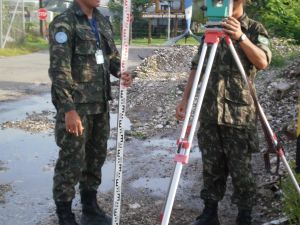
[[176, 100, 187, 121], [65, 110, 84, 136], [221, 16, 243, 41], [121, 72, 133, 87]]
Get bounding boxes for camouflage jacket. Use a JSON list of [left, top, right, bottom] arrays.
[[49, 1, 120, 114], [192, 13, 272, 128]]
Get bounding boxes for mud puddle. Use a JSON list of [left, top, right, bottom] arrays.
[[0, 94, 206, 225], [0, 94, 130, 225]]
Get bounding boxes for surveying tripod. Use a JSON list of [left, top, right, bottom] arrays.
[[159, 19, 300, 225]]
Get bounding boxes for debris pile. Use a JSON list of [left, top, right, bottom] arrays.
[[134, 46, 198, 79], [1, 110, 55, 133]]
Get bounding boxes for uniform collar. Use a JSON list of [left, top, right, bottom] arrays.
[[72, 0, 100, 18], [238, 13, 249, 30]]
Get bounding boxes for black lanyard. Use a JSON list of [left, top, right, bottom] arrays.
[[89, 18, 101, 49]]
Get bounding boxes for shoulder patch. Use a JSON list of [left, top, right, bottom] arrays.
[[54, 22, 71, 30], [55, 32, 68, 44], [258, 35, 270, 46]]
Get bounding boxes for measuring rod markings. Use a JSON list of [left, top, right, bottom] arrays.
[[112, 0, 131, 224]]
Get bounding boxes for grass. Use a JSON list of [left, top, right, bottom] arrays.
[[270, 38, 300, 68], [282, 161, 300, 224], [114, 36, 200, 46], [271, 51, 300, 68], [129, 131, 148, 140], [0, 35, 48, 57]]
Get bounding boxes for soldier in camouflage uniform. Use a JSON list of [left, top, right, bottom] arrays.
[[48, 0, 132, 225], [176, 1, 272, 225]]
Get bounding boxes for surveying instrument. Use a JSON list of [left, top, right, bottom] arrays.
[[160, 1, 300, 224], [112, 0, 131, 225]]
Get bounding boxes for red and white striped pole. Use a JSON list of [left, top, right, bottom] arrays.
[[112, 1, 131, 225]]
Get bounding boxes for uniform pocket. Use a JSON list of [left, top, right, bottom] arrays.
[[74, 27, 97, 56], [225, 74, 252, 106], [72, 27, 102, 83], [223, 77, 256, 125], [73, 82, 104, 104], [223, 101, 252, 125], [72, 64, 101, 82]]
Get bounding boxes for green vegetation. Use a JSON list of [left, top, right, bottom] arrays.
[[269, 38, 300, 68], [109, 0, 150, 37], [282, 161, 300, 224], [129, 131, 148, 140], [114, 37, 200, 46], [246, 0, 300, 43], [0, 35, 48, 57], [271, 51, 300, 68]]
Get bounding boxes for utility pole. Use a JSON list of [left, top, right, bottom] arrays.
[[22, 0, 25, 38], [167, 1, 171, 40], [148, 18, 152, 44], [39, 0, 43, 37], [0, 0, 3, 48]]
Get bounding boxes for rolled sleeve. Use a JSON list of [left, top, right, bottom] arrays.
[[252, 23, 272, 65], [256, 36, 272, 65]]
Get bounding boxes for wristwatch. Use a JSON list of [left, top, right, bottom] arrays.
[[238, 33, 247, 43]]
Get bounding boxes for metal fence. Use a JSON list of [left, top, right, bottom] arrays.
[[0, 0, 41, 48]]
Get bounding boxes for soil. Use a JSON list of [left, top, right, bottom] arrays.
[[0, 45, 299, 225], [0, 161, 11, 204]]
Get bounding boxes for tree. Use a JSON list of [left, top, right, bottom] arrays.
[[246, 0, 300, 43], [109, 0, 152, 37]]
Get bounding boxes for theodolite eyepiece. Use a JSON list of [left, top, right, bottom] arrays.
[[202, 0, 233, 22]]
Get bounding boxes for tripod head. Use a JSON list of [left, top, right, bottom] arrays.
[[201, 0, 233, 22]]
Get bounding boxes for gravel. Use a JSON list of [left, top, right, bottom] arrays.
[[0, 41, 299, 225], [0, 110, 55, 133]]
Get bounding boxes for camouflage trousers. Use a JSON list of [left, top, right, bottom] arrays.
[[53, 111, 110, 202], [197, 123, 257, 210]]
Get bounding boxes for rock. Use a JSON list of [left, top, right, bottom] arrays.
[[155, 124, 164, 129], [134, 46, 198, 79], [128, 203, 141, 209], [273, 82, 294, 100], [283, 120, 298, 139], [261, 217, 288, 225]]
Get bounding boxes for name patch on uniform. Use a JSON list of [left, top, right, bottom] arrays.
[[55, 32, 68, 44], [258, 35, 270, 46]]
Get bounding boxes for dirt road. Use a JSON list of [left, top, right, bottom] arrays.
[[0, 46, 156, 101], [0, 46, 297, 225]]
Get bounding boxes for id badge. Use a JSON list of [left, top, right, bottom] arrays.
[[95, 49, 104, 65]]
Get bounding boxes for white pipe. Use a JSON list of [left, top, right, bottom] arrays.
[[3, 0, 20, 48], [0, 0, 3, 48], [187, 43, 218, 146], [167, 3, 171, 40], [161, 42, 218, 225], [281, 152, 300, 195], [228, 40, 300, 195], [22, 0, 25, 37], [161, 163, 183, 225], [179, 44, 208, 141]]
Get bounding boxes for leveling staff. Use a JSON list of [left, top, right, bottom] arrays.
[[48, 0, 132, 225], [176, 0, 272, 225]]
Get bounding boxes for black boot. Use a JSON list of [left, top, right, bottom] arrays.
[[236, 209, 252, 225], [189, 201, 220, 225], [55, 201, 79, 225], [80, 190, 112, 225]]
